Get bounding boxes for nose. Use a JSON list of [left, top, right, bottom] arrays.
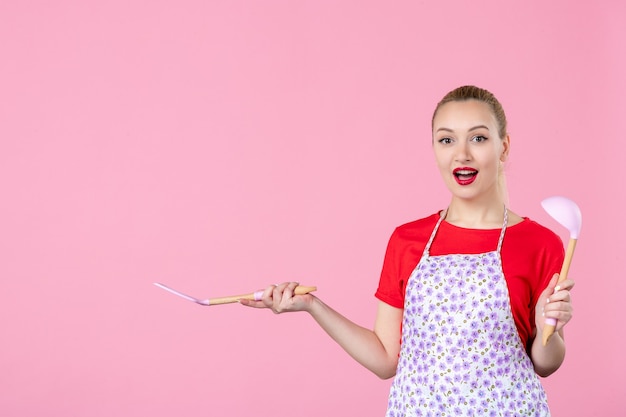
[[454, 140, 471, 162]]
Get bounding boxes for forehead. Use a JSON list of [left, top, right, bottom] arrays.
[[433, 100, 498, 132]]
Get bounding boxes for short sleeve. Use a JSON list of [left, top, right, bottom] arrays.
[[375, 229, 405, 309]]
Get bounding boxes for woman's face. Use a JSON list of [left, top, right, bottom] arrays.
[[432, 99, 509, 202]]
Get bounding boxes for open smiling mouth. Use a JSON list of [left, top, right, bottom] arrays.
[[453, 168, 478, 185]]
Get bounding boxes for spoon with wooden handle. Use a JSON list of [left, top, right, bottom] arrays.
[[154, 282, 317, 306], [541, 196, 582, 346]]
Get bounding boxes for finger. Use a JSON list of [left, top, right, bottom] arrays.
[[545, 273, 560, 295], [279, 282, 300, 308], [270, 282, 294, 312], [274, 282, 291, 293], [541, 281, 572, 324], [543, 306, 573, 331], [537, 273, 560, 315], [548, 289, 572, 304], [543, 300, 573, 326], [544, 300, 573, 315], [553, 279, 575, 293], [273, 282, 289, 301], [282, 282, 299, 299], [555, 312, 573, 332], [239, 299, 269, 309], [261, 284, 278, 308]]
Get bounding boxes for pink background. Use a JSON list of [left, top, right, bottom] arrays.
[[1, 1, 624, 416]]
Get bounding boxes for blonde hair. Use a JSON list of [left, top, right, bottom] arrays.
[[432, 85, 508, 139], [432, 85, 510, 204]]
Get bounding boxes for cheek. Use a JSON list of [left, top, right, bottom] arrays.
[[480, 145, 503, 167], [433, 148, 449, 167], [434, 153, 454, 182], [434, 155, 449, 176]]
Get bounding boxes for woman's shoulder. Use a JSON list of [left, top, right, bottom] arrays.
[[386, 212, 441, 245], [395, 212, 441, 234], [383, 212, 441, 256]]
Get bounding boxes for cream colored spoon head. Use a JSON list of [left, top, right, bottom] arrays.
[[154, 282, 212, 305], [541, 196, 582, 239]]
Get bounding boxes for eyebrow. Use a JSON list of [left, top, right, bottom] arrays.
[[436, 125, 491, 133]]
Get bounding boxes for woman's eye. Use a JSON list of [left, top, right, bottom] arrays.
[[472, 135, 487, 143], [438, 137, 453, 144]]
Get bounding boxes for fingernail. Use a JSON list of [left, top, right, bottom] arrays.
[[555, 285, 561, 292]]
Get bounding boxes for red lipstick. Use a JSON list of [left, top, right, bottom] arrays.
[[453, 167, 478, 185]]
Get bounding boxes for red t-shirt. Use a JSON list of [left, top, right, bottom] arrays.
[[375, 212, 565, 349]]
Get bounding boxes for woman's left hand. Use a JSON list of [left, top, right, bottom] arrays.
[[535, 273, 575, 334]]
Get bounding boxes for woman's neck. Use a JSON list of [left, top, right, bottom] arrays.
[[443, 198, 507, 229]]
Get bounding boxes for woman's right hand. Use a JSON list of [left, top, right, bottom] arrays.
[[239, 282, 315, 313]]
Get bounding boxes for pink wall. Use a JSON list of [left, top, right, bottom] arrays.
[[1, 1, 624, 416]]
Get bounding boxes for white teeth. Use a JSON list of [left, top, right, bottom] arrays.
[[455, 170, 477, 175]]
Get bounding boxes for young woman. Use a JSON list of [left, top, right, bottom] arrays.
[[241, 85, 574, 416]]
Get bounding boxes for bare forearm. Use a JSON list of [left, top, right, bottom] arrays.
[[239, 283, 401, 378], [530, 329, 566, 377], [307, 297, 399, 379]]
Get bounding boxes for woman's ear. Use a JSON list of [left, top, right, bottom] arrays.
[[501, 135, 511, 162]]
